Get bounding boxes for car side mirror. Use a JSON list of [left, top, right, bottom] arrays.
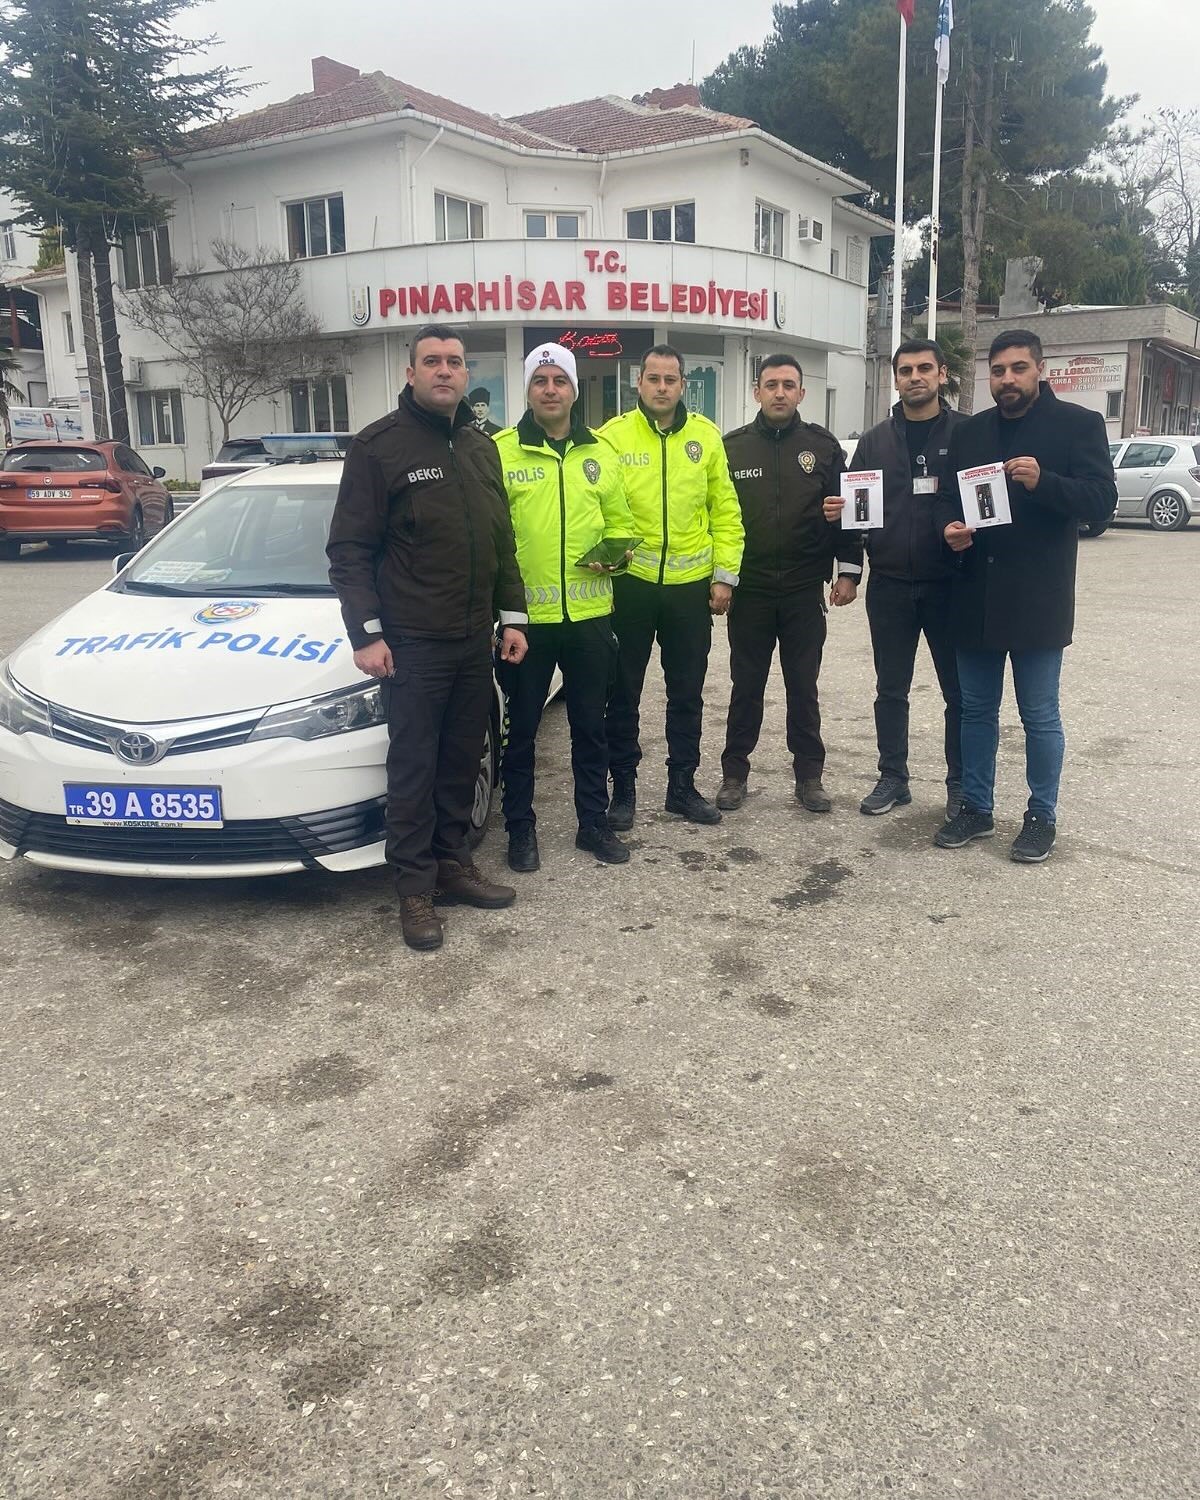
[[112, 552, 135, 576], [151, 466, 167, 479]]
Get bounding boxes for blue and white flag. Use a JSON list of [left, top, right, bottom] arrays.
[[935, 0, 954, 85]]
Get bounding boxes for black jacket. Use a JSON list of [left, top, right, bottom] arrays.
[[850, 399, 966, 582], [932, 384, 1117, 651], [722, 412, 861, 592], [327, 387, 526, 648]]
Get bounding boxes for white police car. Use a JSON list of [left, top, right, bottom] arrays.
[[0, 458, 508, 878]]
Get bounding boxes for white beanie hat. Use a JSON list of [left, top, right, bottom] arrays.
[[524, 342, 579, 398]]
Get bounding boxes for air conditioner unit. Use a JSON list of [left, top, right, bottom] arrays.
[[796, 216, 824, 244], [124, 356, 144, 386]]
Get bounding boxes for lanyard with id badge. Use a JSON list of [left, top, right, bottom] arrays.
[[912, 446, 939, 496]]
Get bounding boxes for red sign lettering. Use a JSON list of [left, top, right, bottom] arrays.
[[376, 277, 772, 324]]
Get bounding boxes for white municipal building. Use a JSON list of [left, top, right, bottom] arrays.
[[20, 60, 889, 481]]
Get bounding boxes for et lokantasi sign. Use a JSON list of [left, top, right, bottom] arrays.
[[1044, 353, 1125, 395]]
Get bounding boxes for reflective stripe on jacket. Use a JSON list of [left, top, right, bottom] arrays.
[[598, 402, 744, 587], [494, 412, 636, 624]]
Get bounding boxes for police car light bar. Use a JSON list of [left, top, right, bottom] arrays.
[[260, 435, 344, 461]]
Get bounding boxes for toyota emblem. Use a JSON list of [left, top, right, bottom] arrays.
[[114, 731, 163, 765]]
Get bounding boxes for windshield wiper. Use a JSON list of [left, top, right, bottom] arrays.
[[213, 582, 336, 595], [118, 579, 206, 596]]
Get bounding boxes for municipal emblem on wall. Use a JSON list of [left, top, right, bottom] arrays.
[[774, 292, 787, 329], [798, 451, 817, 474], [582, 459, 601, 485], [193, 601, 261, 625], [684, 441, 703, 464], [349, 286, 371, 327]]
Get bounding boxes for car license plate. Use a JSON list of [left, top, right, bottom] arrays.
[[63, 783, 223, 828], [29, 488, 72, 499]]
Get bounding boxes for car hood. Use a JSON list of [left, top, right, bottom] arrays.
[[8, 592, 357, 721]]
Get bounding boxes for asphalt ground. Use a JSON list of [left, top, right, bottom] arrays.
[[0, 525, 1196, 1499]]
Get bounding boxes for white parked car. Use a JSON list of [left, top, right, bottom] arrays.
[[1108, 436, 1200, 531], [0, 459, 507, 879]]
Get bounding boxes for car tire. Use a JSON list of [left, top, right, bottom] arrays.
[[124, 506, 146, 551], [1146, 490, 1190, 531], [1079, 520, 1108, 538], [0, 539, 20, 561], [468, 701, 502, 848]]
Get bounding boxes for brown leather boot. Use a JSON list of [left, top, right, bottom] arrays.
[[399, 893, 443, 951], [434, 858, 516, 909]]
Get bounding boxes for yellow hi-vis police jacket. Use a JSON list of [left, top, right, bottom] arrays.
[[495, 412, 637, 625], [599, 401, 744, 587]]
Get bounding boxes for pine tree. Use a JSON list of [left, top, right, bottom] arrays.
[[0, 0, 242, 440]]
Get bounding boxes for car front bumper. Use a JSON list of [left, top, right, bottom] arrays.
[[0, 723, 389, 877]]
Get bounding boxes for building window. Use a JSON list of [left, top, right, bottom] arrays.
[[435, 192, 484, 242], [525, 212, 581, 239], [825, 388, 837, 431], [755, 202, 785, 258], [290, 375, 349, 433], [1106, 390, 1122, 421], [135, 389, 185, 446], [0, 222, 15, 261], [121, 222, 172, 289], [830, 247, 840, 278], [1139, 372, 1152, 429], [285, 194, 346, 259], [63, 311, 75, 355], [626, 202, 695, 243]]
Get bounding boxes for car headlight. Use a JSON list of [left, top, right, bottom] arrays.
[[248, 680, 386, 743], [0, 669, 51, 736]]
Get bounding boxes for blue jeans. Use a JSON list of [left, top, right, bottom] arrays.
[[956, 648, 1065, 822]]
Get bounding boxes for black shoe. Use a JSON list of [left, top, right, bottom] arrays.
[[1011, 812, 1056, 863], [507, 825, 540, 873], [715, 776, 746, 811], [608, 770, 636, 832], [795, 777, 832, 813], [664, 769, 722, 825], [932, 806, 995, 848], [945, 782, 964, 821], [859, 775, 912, 816], [575, 820, 630, 864]]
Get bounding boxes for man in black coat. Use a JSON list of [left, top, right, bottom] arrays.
[[824, 339, 966, 818], [716, 354, 863, 814], [328, 324, 529, 950], [931, 329, 1116, 863]]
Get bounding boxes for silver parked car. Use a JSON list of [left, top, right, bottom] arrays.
[[1108, 437, 1200, 531]]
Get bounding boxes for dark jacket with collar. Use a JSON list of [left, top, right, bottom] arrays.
[[327, 386, 526, 648], [931, 384, 1117, 651], [850, 398, 965, 582], [722, 411, 861, 593]]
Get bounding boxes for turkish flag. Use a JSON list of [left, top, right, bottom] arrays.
[[897, 0, 915, 22]]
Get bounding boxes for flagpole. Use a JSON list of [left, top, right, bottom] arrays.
[[928, 76, 944, 339], [891, 13, 907, 360]]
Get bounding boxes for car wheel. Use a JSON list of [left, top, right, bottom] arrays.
[[1147, 490, 1190, 531], [468, 702, 501, 848], [163, 500, 175, 527], [0, 539, 20, 561], [1079, 519, 1109, 538], [124, 506, 146, 551]]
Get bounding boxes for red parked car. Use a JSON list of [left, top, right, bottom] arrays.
[[0, 440, 173, 560]]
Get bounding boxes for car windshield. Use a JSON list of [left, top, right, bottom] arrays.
[[214, 440, 268, 463], [2, 446, 106, 472], [115, 482, 339, 595]]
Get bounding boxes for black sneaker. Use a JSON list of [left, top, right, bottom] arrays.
[[1010, 813, 1056, 864], [575, 820, 631, 864], [932, 806, 994, 848], [945, 782, 964, 821], [506, 825, 540, 873], [859, 775, 912, 816]]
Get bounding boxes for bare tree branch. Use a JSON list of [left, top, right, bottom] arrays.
[[120, 240, 347, 440]]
